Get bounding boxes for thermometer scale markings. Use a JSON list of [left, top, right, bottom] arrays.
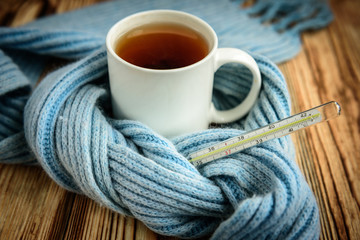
[[189, 101, 341, 167]]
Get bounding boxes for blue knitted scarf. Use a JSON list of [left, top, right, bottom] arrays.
[[0, 0, 332, 239]]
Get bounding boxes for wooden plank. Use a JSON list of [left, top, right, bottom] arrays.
[[303, 24, 360, 240], [0, 165, 71, 240], [327, 0, 360, 207], [278, 1, 360, 239], [0, 0, 26, 25], [9, 0, 44, 27], [135, 220, 158, 240], [49, 0, 107, 14], [60, 195, 122, 239]]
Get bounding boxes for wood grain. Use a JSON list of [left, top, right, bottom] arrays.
[[0, 0, 359, 239]]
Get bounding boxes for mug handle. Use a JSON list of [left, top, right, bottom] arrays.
[[210, 48, 262, 123]]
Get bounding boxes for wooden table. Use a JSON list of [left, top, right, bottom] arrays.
[[0, 0, 359, 239]]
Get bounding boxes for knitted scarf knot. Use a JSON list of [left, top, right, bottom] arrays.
[[0, 0, 332, 239]]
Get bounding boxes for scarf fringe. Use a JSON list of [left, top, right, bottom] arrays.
[[238, 0, 333, 34]]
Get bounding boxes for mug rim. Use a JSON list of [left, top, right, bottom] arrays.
[[106, 9, 218, 73]]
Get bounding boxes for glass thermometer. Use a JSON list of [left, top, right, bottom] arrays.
[[189, 101, 341, 167]]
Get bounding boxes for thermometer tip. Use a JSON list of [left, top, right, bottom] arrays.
[[334, 101, 341, 116]]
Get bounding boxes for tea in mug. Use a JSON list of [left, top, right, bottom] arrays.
[[115, 23, 209, 69]]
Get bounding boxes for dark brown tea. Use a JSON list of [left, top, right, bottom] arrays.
[[115, 23, 209, 69]]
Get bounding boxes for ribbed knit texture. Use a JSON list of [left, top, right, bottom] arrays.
[[0, 0, 332, 239]]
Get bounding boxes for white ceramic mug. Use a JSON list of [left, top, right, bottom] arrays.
[[106, 10, 261, 138]]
